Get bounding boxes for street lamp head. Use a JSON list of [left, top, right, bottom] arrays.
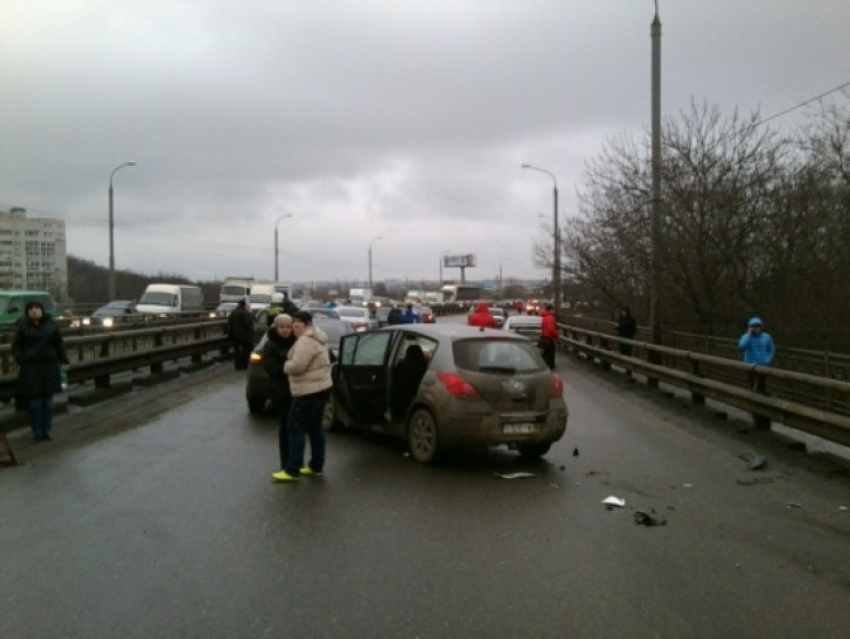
[[126, 161, 137, 167]]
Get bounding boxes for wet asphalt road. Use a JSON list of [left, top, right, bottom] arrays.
[[1, 319, 849, 638]]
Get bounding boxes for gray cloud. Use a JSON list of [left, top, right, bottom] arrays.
[[2, 0, 848, 287]]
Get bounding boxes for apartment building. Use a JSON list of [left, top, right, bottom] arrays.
[[0, 207, 68, 299]]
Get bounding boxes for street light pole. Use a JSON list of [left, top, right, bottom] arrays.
[[499, 258, 509, 296], [108, 161, 137, 300], [521, 164, 561, 310], [274, 214, 294, 281], [649, 1, 663, 347], [368, 236, 382, 290]]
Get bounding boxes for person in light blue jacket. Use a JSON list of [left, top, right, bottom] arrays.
[[738, 317, 775, 393]]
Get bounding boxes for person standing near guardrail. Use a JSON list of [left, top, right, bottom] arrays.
[[538, 303, 558, 370], [738, 317, 775, 394], [12, 301, 70, 441], [263, 314, 297, 475], [227, 299, 255, 370], [616, 306, 638, 373]]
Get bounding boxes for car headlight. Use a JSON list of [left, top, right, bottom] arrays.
[[102, 317, 114, 328], [82, 317, 91, 326], [249, 351, 263, 364]]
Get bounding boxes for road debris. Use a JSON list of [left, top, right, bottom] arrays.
[[602, 496, 626, 508], [634, 510, 667, 526], [493, 472, 537, 479], [786, 502, 802, 508], [739, 452, 767, 470], [572, 447, 580, 457], [736, 476, 775, 486]]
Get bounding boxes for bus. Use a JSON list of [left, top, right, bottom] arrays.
[[439, 284, 481, 304]]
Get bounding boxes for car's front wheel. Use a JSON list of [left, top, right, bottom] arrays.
[[408, 408, 440, 464], [247, 397, 266, 413], [517, 442, 552, 459]]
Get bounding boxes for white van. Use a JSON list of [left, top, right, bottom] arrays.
[[246, 281, 277, 312], [136, 284, 204, 315], [220, 276, 255, 303]]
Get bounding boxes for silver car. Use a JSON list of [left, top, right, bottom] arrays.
[[330, 324, 568, 463]]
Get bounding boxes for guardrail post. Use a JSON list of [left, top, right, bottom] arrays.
[[192, 326, 203, 364], [152, 330, 164, 374], [690, 358, 705, 406], [599, 336, 611, 371], [95, 336, 111, 389]]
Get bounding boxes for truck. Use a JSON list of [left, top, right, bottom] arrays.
[[136, 284, 204, 315], [405, 290, 426, 303], [246, 281, 278, 312], [220, 277, 254, 303], [424, 291, 445, 305], [349, 288, 373, 306]]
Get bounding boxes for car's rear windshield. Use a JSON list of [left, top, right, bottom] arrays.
[[453, 338, 545, 374]]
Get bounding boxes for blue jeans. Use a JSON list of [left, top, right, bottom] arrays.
[[284, 391, 328, 477], [28, 395, 54, 437]]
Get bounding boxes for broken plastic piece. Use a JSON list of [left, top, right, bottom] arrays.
[[493, 472, 537, 479], [634, 510, 666, 526], [602, 496, 626, 507], [739, 452, 767, 470]]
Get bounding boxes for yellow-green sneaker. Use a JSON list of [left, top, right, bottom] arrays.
[[300, 467, 323, 477], [272, 470, 299, 482]]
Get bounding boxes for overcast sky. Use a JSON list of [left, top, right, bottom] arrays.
[[1, 0, 848, 288]]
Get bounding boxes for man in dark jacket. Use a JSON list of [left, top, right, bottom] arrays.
[[227, 299, 255, 370], [263, 313, 297, 472], [387, 305, 404, 325], [12, 301, 69, 440], [616, 306, 637, 356]]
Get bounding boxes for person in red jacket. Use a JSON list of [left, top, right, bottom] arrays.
[[468, 301, 497, 328], [538, 304, 558, 369]]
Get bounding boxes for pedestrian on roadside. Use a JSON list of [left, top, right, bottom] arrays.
[[227, 299, 255, 370], [616, 306, 637, 356], [403, 302, 421, 324], [387, 304, 404, 325], [273, 310, 332, 483], [281, 293, 298, 316], [468, 301, 496, 328], [538, 303, 559, 370], [12, 301, 70, 441], [738, 317, 775, 394]]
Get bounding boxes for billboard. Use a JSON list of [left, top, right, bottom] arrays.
[[443, 253, 477, 268]]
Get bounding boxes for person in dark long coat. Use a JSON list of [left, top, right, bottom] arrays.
[[227, 299, 255, 370], [12, 301, 69, 441], [263, 313, 297, 473]]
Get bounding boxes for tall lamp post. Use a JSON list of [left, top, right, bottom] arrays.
[[649, 0, 663, 347], [368, 236, 382, 290], [274, 214, 294, 281], [108, 161, 137, 300], [521, 164, 560, 310], [499, 258, 509, 296]]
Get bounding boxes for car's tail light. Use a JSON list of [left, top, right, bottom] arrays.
[[249, 351, 263, 365], [437, 371, 481, 399], [550, 374, 564, 398]]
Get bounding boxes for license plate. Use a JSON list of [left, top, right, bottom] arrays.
[[502, 422, 537, 435]]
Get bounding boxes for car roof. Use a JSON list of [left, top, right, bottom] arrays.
[[379, 323, 526, 342]]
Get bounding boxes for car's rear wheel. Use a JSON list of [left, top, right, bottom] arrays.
[[408, 408, 440, 464], [517, 442, 551, 459], [247, 397, 266, 413]]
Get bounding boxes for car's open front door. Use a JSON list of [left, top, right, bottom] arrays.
[[335, 331, 394, 425]]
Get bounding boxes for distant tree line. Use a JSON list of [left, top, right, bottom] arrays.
[[66, 256, 221, 306], [536, 93, 850, 352]]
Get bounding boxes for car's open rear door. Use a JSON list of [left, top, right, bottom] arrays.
[[335, 331, 395, 425]]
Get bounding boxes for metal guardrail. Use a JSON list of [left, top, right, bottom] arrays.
[[0, 320, 231, 407], [557, 323, 850, 448]]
